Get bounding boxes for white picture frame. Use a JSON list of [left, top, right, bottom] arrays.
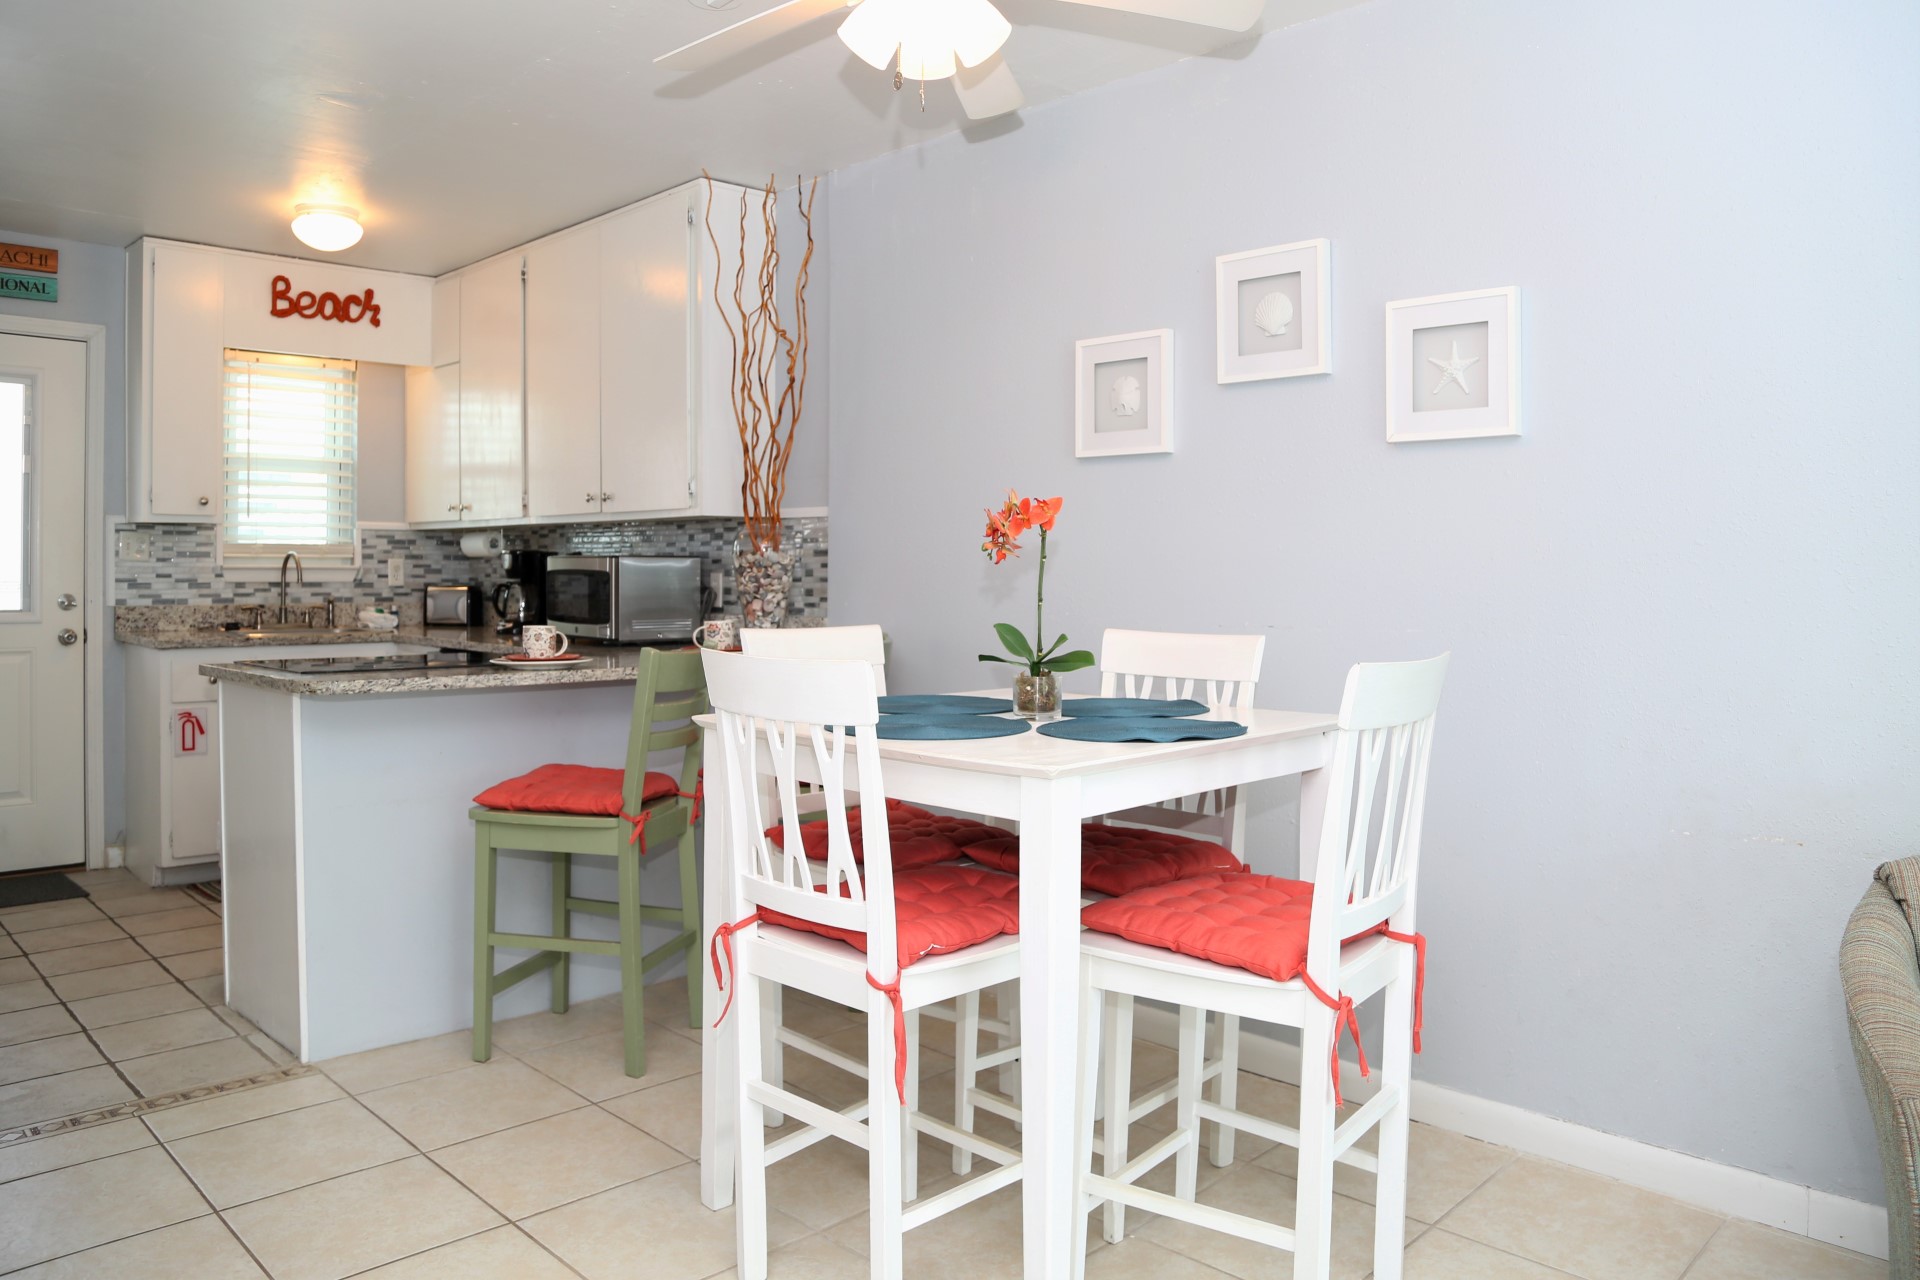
[[1215, 238, 1330, 384], [1075, 329, 1173, 458], [1385, 286, 1520, 443]]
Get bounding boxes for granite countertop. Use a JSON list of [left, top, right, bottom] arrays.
[[200, 643, 654, 697], [113, 618, 528, 654]]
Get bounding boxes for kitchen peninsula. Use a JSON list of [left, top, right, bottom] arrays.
[[203, 633, 681, 1063]]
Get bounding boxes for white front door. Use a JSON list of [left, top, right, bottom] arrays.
[[0, 333, 87, 871]]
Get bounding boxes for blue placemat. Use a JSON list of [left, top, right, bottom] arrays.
[[1061, 697, 1210, 719], [877, 694, 1015, 716], [1038, 717, 1246, 743], [864, 715, 1032, 741]]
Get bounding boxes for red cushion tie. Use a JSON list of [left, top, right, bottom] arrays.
[[1299, 973, 1369, 1108], [1380, 928, 1427, 1053], [680, 770, 704, 824], [708, 912, 762, 1028], [866, 971, 908, 1105], [621, 809, 652, 850]]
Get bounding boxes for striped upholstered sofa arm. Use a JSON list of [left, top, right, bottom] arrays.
[[1841, 858, 1920, 1277]]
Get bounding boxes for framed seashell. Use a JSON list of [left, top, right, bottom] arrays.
[[1253, 289, 1294, 337], [1110, 374, 1143, 417]]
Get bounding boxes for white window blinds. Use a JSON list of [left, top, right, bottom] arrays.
[[222, 350, 358, 562]]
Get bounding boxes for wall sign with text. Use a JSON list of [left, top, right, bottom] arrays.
[[270, 274, 382, 327], [0, 240, 59, 303]]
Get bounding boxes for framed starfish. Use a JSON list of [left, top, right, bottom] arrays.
[[1427, 339, 1480, 398]]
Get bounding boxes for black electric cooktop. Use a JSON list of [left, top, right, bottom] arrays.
[[244, 651, 492, 676]]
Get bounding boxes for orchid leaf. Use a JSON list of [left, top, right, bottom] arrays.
[[1036, 633, 1070, 660], [977, 654, 1022, 665], [1039, 649, 1096, 674], [994, 623, 1036, 663]]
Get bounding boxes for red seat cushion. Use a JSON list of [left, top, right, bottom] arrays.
[[1080, 873, 1347, 983], [759, 864, 1020, 969], [473, 763, 679, 816], [963, 823, 1245, 896], [767, 801, 1001, 873]]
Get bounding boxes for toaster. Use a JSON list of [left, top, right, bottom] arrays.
[[424, 583, 482, 626]]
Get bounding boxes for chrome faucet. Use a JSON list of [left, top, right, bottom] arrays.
[[277, 552, 304, 624]]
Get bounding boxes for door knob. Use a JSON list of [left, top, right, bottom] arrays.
[[56, 593, 76, 611], [56, 629, 78, 646]]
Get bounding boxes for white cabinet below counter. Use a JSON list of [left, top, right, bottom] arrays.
[[123, 642, 406, 885]]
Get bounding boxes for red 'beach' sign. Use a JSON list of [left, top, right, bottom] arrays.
[[270, 275, 382, 327]]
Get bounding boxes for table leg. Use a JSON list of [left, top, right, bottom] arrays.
[[1297, 757, 1330, 882], [699, 723, 737, 1210], [1018, 775, 1083, 1278]]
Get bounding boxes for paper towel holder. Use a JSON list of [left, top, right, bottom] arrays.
[[459, 530, 505, 558]]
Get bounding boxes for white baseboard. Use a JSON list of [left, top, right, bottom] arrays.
[[1131, 1006, 1890, 1262]]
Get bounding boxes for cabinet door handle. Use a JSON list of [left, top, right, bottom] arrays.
[[198, 496, 210, 507], [586, 493, 596, 505], [447, 504, 459, 513], [600, 493, 612, 503]]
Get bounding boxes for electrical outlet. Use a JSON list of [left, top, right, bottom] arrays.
[[388, 556, 406, 587], [709, 570, 725, 600], [117, 529, 152, 563]]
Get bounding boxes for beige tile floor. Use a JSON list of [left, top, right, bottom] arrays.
[[0, 873, 1890, 1278]]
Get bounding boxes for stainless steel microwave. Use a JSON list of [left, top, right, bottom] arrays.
[[544, 556, 702, 645]]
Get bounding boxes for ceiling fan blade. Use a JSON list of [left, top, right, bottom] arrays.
[[1049, 0, 1263, 32], [654, 0, 852, 73], [952, 54, 1025, 120]]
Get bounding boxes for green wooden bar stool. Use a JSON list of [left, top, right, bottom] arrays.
[[469, 647, 708, 1077]]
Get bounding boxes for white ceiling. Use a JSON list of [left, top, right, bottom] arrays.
[[0, 0, 1357, 276]]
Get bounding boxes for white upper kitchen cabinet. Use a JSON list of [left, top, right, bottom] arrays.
[[127, 237, 433, 524], [598, 193, 697, 518], [456, 253, 526, 522], [129, 241, 225, 522], [404, 363, 461, 523], [430, 275, 460, 367], [525, 227, 603, 518]]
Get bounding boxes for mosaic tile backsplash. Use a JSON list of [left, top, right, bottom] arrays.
[[113, 515, 828, 621]]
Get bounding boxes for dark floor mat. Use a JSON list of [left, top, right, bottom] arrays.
[[0, 873, 87, 909]]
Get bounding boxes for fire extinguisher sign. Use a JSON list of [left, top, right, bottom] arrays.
[[175, 710, 208, 756]]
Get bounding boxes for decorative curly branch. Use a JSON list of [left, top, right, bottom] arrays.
[[703, 171, 817, 554]]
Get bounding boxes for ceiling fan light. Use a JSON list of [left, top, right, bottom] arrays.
[[948, 0, 1011, 68], [836, 0, 903, 70], [290, 204, 363, 252]]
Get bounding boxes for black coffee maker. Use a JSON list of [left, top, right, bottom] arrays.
[[490, 550, 549, 633]]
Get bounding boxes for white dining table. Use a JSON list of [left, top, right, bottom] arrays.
[[696, 700, 1340, 1278]]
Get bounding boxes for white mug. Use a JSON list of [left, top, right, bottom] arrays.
[[522, 625, 570, 659]]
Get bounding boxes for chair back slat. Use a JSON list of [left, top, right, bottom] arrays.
[[740, 623, 889, 694], [620, 647, 710, 816], [703, 651, 902, 979], [1095, 629, 1266, 853], [1306, 655, 1448, 972]]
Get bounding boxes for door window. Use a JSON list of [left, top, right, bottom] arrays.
[[0, 378, 25, 612]]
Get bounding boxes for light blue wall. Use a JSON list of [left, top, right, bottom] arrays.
[[0, 232, 129, 846], [824, 0, 1920, 1203]]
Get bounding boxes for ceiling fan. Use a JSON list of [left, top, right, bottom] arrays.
[[655, 0, 1264, 121]]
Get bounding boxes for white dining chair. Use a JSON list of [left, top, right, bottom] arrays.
[[1071, 654, 1448, 1280], [954, 628, 1267, 1182], [739, 623, 888, 693], [702, 651, 1025, 1280]]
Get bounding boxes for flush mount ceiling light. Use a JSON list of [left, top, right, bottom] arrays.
[[655, 0, 1262, 121], [290, 204, 364, 252]]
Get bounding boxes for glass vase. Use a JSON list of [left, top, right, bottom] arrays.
[[733, 543, 798, 629], [1013, 670, 1060, 720]]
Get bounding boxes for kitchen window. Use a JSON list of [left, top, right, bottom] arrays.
[[221, 349, 358, 569]]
